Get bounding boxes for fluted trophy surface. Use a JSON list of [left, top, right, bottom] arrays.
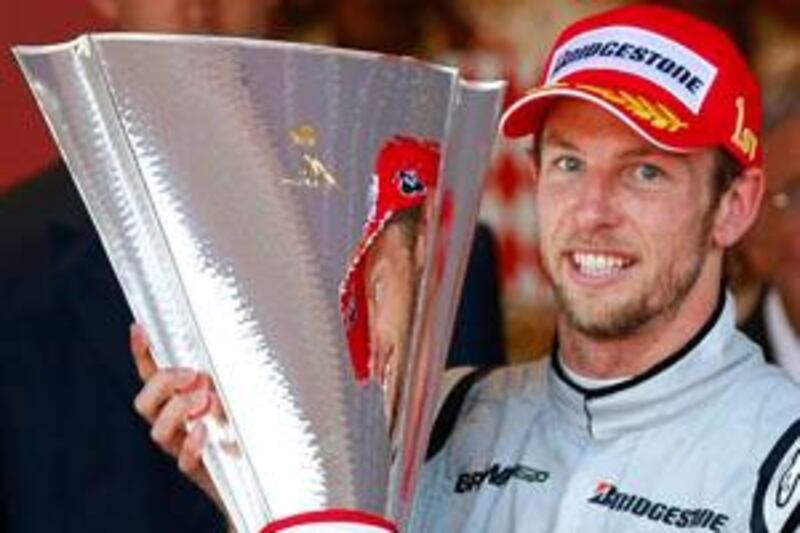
[[14, 34, 504, 532]]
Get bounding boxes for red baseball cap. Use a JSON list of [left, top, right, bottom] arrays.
[[339, 135, 440, 382], [500, 4, 762, 167]]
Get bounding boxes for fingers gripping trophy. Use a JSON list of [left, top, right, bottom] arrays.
[[14, 35, 504, 532]]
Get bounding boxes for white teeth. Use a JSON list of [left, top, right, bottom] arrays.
[[572, 252, 630, 276]]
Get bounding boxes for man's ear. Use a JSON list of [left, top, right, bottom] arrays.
[[712, 166, 766, 248], [89, 0, 120, 23]]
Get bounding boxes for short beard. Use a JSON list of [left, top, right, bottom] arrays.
[[553, 209, 715, 340], [554, 254, 704, 340]]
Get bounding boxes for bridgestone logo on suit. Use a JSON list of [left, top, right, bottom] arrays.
[[588, 482, 730, 531]]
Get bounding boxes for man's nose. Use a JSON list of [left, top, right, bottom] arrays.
[[572, 172, 622, 231]]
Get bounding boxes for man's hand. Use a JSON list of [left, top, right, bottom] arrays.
[[130, 323, 223, 507]]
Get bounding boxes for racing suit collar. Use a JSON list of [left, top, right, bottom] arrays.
[[547, 292, 753, 439]]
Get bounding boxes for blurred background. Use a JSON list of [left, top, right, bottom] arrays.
[[1, 2, 799, 531], [3, 0, 800, 362]]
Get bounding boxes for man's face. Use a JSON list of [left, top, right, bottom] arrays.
[[364, 220, 420, 428], [750, 115, 800, 312], [93, 0, 270, 36], [536, 99, 719, 339]]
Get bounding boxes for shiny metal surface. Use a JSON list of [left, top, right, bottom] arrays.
[[14, 34, 504, 532], [389, 80, 505, 524]]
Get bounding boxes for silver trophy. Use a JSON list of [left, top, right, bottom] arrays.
[[14, 34, 504, 532]]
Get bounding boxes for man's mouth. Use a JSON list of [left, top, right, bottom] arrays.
[[568, 251, 635, 280]]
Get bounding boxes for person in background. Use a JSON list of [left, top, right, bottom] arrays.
[[0, 1, 272, 531], [738, 69, 800, 377]]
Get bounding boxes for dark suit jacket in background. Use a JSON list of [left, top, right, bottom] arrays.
[[0, 163, 226, 532], [446, 223, 505, 368]]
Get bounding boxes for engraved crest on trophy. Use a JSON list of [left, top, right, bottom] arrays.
[[285, 124, 338, 190]]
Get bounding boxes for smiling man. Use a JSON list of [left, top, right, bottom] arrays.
[[412, 5, 800, 532]]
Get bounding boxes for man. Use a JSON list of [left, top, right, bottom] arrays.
[[0, 1, 270, 531], [740, 71, 800, 377], [410, 5, 800, 532]]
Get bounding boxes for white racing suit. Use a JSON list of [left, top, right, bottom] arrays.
[[410, 295, 800, 532]]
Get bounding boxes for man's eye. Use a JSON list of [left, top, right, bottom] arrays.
[[554, 156, 583, 172], [634, 163, 665, 182]]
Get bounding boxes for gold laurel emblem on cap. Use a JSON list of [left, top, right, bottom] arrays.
[[730, 97, 758, 162], [576, 84, 689, 133]]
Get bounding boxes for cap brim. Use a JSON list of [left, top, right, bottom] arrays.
[[499, 86, 693, 155]]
